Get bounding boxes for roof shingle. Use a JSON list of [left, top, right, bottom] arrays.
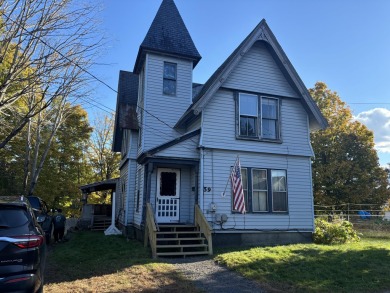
[[134, 0, 201, 73]]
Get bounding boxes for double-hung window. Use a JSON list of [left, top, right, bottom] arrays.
[[238, 93, 280, 140], [233, 167, 287, 213], [239, 94, 258, 137], [163, 62, 177, 95], [271, 170, 287, 211], [252, 169, 268, 212]]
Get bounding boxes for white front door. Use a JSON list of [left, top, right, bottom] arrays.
[[155, 168, 180, 223]]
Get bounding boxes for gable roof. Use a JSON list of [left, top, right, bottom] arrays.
[[133, 0, 201, 74], [112, 70, 139, 152], [175, 19, 328, 131]]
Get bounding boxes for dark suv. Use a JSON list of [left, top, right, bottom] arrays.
[[27, 196, 53, 244], [0, 196, 47, 293]]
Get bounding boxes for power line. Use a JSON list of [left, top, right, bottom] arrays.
[[1, 9, 201, 147]]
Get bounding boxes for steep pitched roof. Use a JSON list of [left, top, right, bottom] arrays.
[[112, 70, 139, 152], [133, 0, 201, 73], [176, 19, 328, 131]]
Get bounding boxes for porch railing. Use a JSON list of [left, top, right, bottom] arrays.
[[144, 203, 158, 258], [195, 204, 213, 255]]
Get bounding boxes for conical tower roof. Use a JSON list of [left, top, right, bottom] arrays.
[[134, 0, 201, 73]]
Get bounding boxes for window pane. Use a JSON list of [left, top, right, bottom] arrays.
[[160, 172, 176, 196], [262, 98, 277, 119], [262, 119, 277, 139], [240, 94, 258, 116], [164, 63, 176, 79], [241, 168, 248, 208], [253, 191, 268, 212], [271, 170, 286, 192], [163, 79, 176, 95], [273, 192, 287, 211], [247, 117, 256, 136], [240, 117, 247, 135], [252, 169, 267, 190], [240, 117, 257, 137], [241, 168, 247, 189]]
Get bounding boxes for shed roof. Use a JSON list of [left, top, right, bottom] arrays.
[[79, 178, 118, 194]]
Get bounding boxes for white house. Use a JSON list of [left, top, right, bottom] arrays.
[[112, 0, 327, 257]]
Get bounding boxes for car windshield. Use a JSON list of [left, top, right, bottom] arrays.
[[0, 206, 29, 228]]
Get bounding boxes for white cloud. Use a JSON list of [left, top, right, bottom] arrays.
[[354, 108, 390, 154]]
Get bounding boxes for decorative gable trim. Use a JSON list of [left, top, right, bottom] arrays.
[[175, 20, 327, 131]]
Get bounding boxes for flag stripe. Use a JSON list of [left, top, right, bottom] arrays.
[[231, 157, 246, 214]]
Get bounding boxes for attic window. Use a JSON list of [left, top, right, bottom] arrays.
[[163, 62, 177, 95]]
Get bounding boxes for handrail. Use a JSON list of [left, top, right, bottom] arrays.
[[195, 204, 213, 255], [144, 203, 157, 258]]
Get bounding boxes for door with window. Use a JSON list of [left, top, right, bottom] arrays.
[[155, 168, 180, 223]]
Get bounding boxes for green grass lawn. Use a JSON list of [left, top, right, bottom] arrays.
[[215, 233, 390, 293], [44, 231, 201, 293], [45, 230, 390, 292]]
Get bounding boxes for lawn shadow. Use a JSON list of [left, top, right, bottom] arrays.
[[44, 230, 156, 284]]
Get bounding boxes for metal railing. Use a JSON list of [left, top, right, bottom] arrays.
[[144, 203, 158, 258], [314, 203, 387, 222], [195, 204, 213, 255]]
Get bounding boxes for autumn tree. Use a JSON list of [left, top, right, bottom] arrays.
[[87, 112, 120, 204], [34, 105, 93, 212], [0, 0, 102, 148], [310, 82, 389, 206]]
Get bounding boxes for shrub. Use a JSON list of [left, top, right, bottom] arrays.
[[314, 218, 360, 244]]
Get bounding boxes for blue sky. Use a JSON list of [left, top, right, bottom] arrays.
[[90, 0, 390, 166]]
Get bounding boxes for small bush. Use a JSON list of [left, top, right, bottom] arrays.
[[314, 218, 360, 244]]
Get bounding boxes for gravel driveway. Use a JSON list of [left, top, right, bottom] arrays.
[[167, 256, 267, 293]]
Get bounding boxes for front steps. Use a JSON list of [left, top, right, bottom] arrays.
[[155, 224, 210, 257]]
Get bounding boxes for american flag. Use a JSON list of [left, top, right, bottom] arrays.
[[231, 157, 246, 214]]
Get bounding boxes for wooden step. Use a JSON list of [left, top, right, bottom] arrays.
[[156, 251, 209, 257], [156, 237, 205, 242], [156, 231, 201, 235], [156, 244, 208, 248]]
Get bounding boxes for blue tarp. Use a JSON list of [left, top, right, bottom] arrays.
[[358, 210, 371, 220]]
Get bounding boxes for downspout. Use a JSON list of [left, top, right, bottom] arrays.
[[199, 147, 204, 212], [199, 111, 205, 212]]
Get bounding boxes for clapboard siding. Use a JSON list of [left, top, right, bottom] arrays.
[[200, 150, 314, 231], [119, 165, 128, 225], [154, 135, 199, 159], [149, 167, 194, 223], [134, 164, 144, 226], [223, 41, 299, 98], [129, 131, 138, 159], [143, 54, 193, 151], [202, 90, 312, 156], [126, 159, 137, 225]]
